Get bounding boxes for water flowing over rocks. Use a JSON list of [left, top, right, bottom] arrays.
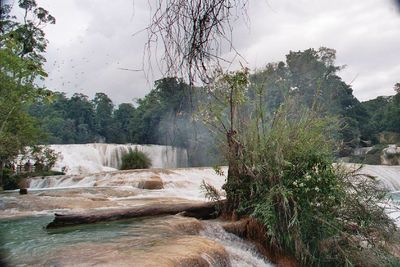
[[222, 218, 298, 267], [138, 175, 164, 189], [49, 143, 188, 174], [2, 159, 399, 266], [353, 147, 374, 156], [351, 144, 400, 166], [27, 167, 227, 201], [48, 235, 232, 267], [346, 164, 400, 191]]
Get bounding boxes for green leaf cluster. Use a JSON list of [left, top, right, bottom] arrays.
[[0, 1, 55, 177], [204, 67, 399, 266], [120, 148, 152, 170]]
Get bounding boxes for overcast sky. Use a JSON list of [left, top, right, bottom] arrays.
[[12, 0, 400, 104]]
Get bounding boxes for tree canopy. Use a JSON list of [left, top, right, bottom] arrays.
[[0, 0, 55, 170], [27, 48, 399, 166]]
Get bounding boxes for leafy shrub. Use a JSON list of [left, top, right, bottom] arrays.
[[225, 101, 398, 266], [28, 145, 59, 172], [1, 145, 61, 190], [1, 168, 17, 190], [1, 169, 64, 190], [120, 148, 152, 170]]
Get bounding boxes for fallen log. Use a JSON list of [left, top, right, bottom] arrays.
[[47, 201, 224, 228]]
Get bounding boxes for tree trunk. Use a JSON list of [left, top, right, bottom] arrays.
[[47, 201, 224, 228], [224, 129, 243, 212]]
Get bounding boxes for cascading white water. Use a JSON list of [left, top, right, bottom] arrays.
[[4, 164, 400, 266], [28, 167, 228, 201], [354, 164, 400, 192], [353, 147, 373, 156], [201, 222, 273, 267], [33, 162, 400, 193], [49, 143, 188, 175]]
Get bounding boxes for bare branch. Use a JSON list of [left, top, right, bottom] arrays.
[[144, 0, 249, 84]]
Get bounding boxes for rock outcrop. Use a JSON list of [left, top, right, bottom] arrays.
[[382, 145, 400, 165], [138, 175, 164, 189]]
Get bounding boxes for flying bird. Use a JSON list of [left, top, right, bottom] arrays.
[[117, 67, 143, 72]]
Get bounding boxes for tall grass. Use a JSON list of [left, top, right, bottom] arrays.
[[120, 148, 152, 170], [226, 100, 399, 266]]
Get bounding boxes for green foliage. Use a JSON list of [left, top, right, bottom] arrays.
[[28, 145, 58, 172], [1, 168, 17, 190], [29, 77, 219, 166], [358, 84, 400, 142], [198, 68, 250, 148], [200, 180, 221, 202], [0, 1, 55, 185], [199, 67, 398, 265], [248, 48, 367, 151], [222, 98, 398, 266], [25, 48, 398, 168], [200, 179, 223, 215], [93, 92, 114, 141], [1, 145, 60, 190], [2, 169, 64, 191], [120, 149, 152, 170]]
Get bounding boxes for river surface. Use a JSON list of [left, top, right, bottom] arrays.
[[0, 167, 274, 266], [49, 143, 188, 174], [0, 214, 273, 266], [1, 159, 399, 266]]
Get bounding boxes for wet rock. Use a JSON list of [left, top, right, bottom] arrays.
[[378, 132, 400, 144], [47, 236, 230, 267], [169, 218, 204, 235], [138, 175, 164, 189], [382, 145, 400, 165], [223, 218, 299, 267], [19, 188, 28, 195]]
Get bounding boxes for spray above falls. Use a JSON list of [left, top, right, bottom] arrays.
[[50, 143, 188, 175]]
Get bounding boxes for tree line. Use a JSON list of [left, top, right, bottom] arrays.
[[28, 48, 400, 165], [2, 2, 398, 170]]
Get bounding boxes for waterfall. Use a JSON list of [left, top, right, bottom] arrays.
[[49, 143, 188, 175], [200, 222, 273, 266], [357, 164, 400, 191], [353, 147, 373, 156]]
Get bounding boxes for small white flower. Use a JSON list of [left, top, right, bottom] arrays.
[[315, 187, 320, 192]]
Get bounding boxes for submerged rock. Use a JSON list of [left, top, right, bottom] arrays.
[[138, 175, 164, 189], [45, 235, 230, 267]]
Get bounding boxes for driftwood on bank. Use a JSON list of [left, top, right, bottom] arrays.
[[47, 201, 224, 228]]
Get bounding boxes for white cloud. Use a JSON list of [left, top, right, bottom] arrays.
[[32, 0, 400, 103]]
